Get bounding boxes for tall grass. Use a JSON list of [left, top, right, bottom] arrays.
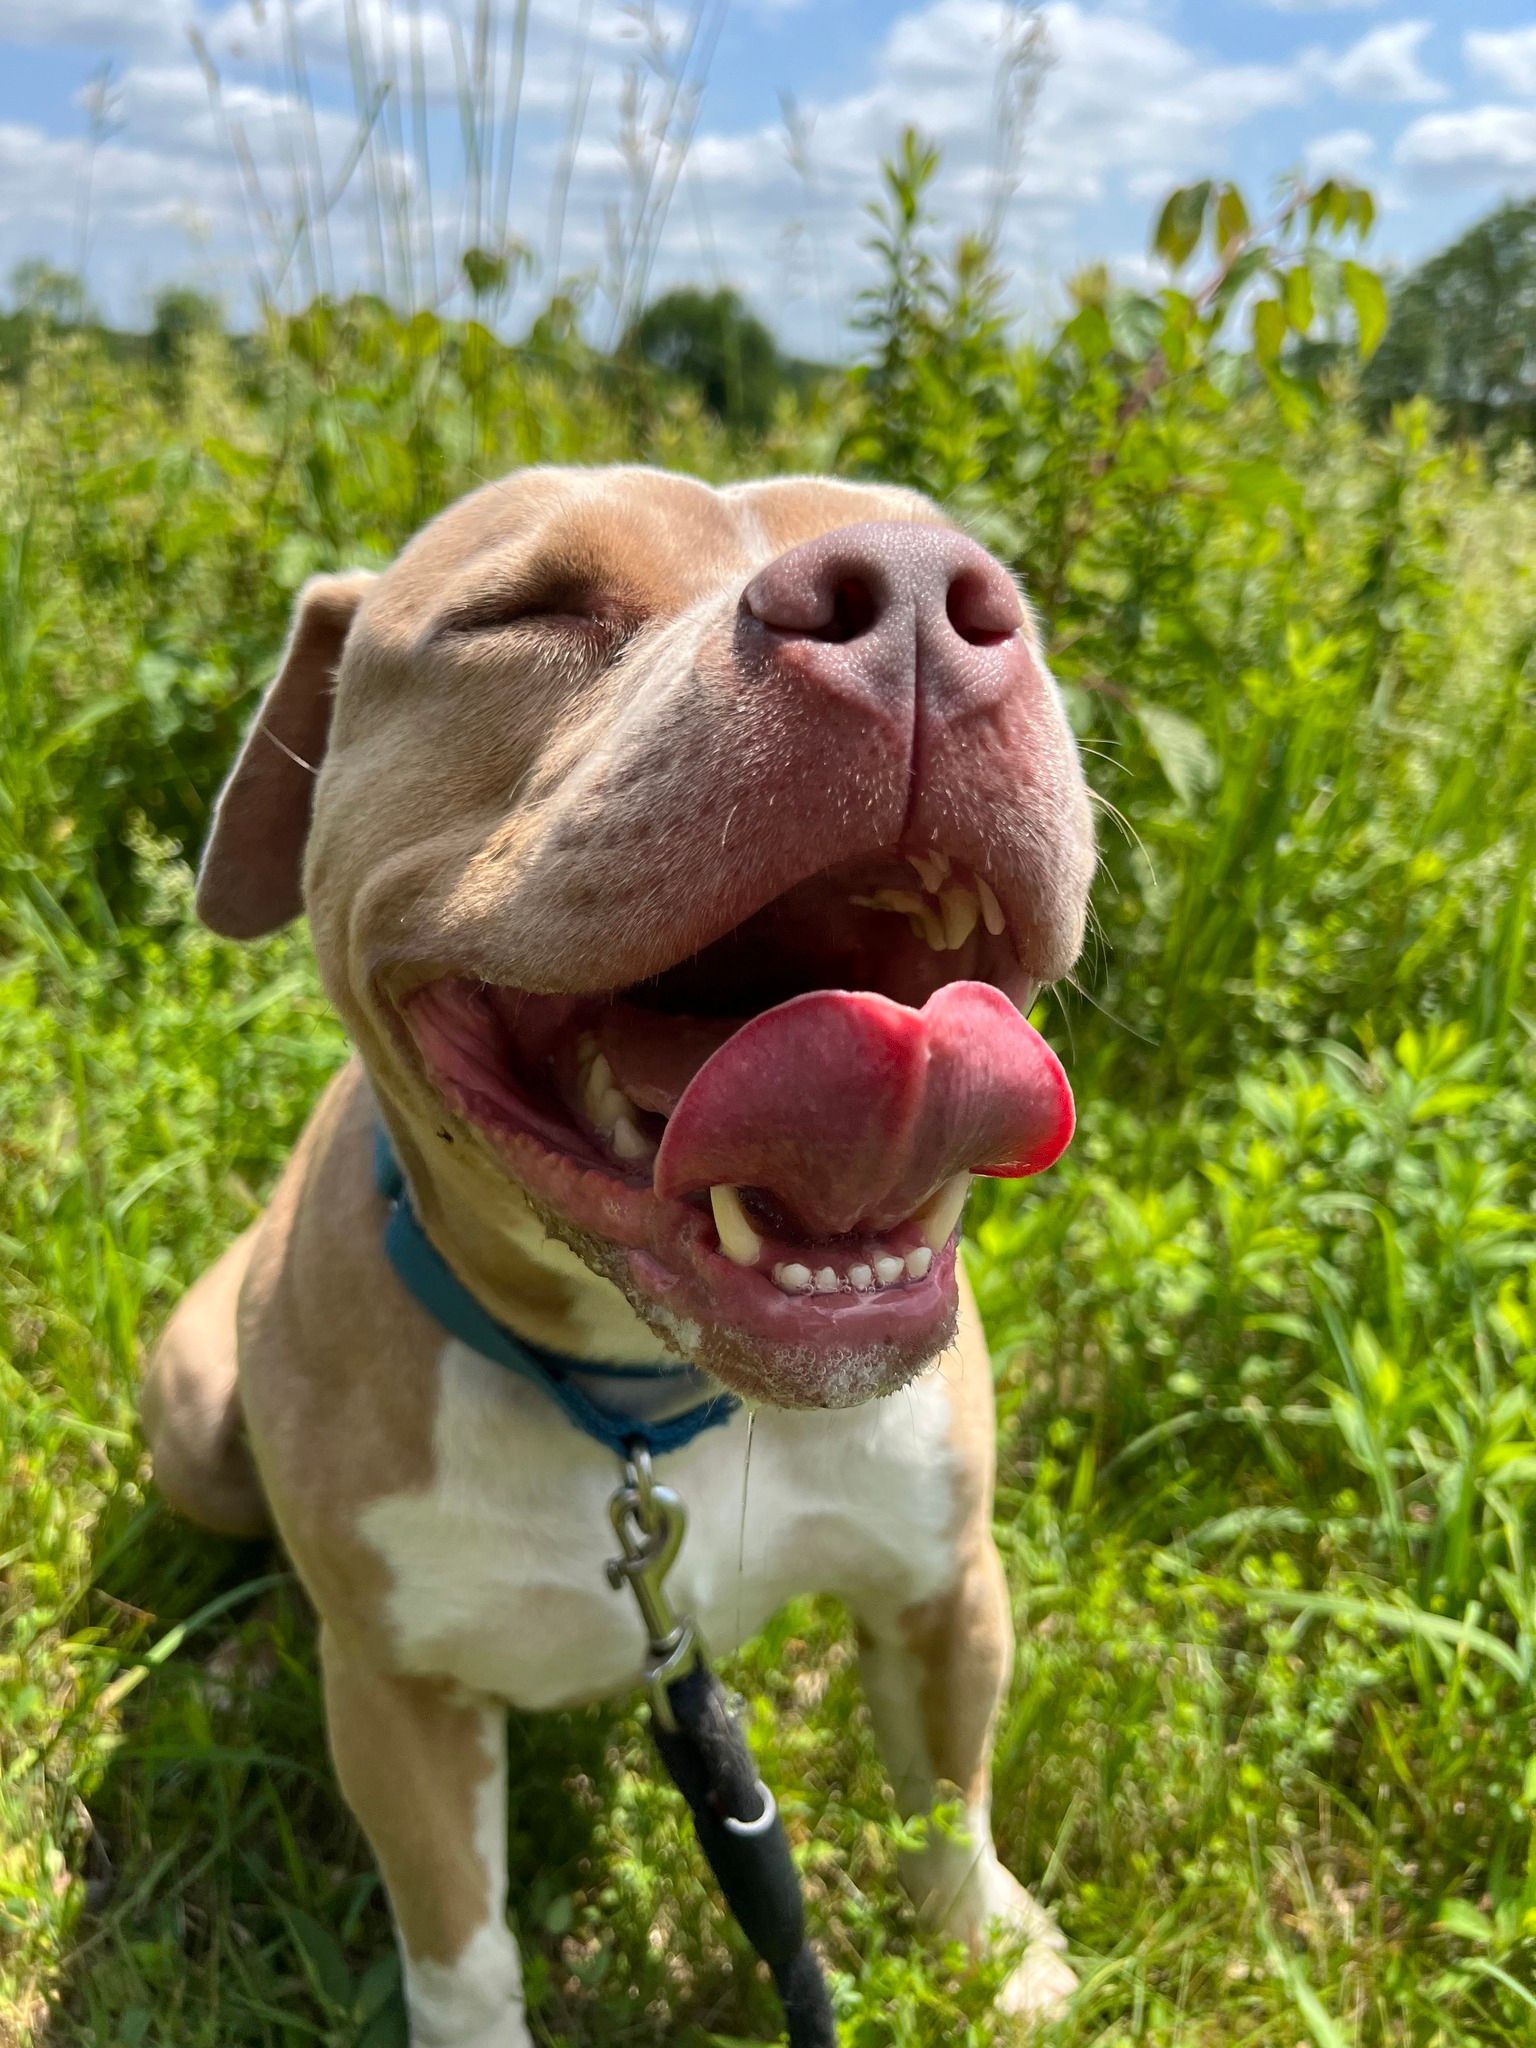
[[2, 87, 1535, 2048]]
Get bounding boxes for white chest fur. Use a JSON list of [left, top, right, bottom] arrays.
[[358, 1341, 966, 1710]]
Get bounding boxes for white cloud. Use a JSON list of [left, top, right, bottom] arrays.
[[1318, 20, 1443, 103], [1396, 104, 1536, 185], [0, 0, 186, 54], [1465, 27, 1536, 99], [1303, 125, 1375, 178], [104, 62, 366, 166], [202, 0, 652, 111]]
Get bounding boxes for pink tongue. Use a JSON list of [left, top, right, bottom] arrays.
[[650, 982, 1073, 1236]]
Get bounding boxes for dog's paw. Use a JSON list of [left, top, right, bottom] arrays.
[[922, 1857, 1076, 2028], [996, 1935, 1077, 2023]]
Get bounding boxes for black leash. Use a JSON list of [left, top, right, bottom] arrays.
[[607, 1449, 837, 2047]]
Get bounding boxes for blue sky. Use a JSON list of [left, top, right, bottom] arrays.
[[2, 2, 1534, 354]]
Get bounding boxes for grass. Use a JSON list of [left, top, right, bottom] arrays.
[[3, 145, 1536, 2046]]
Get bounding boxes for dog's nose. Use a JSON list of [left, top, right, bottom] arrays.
[[740, 520, 1025, 714]]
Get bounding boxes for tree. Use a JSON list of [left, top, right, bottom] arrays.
[[624, 286, 785, 432], [7, 258, 90, 326], [149, 285, 220, 373], [1365, 199, 1536, 440]]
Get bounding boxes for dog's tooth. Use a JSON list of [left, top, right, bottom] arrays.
[[710, 1185, 762, 1266], [916, 1171, 970, 1252], [595, 1086, 632, 1127], [610, 1115, 653, 1162], [907, 851, 949, 893], [773, 1261, 813, 1294], [940, 885, 980, 950], [873, 888, 927, 916], [874, 1254, 905, 1287], [583, 1053, 616, 1117], [847, 1263, 874, 1291], [905, 1246, 934, 1280], [976, 875, 1006, 937], [899, 899, 947, 951], [813, 1266, 839, 1293], [576, 1033, 599, 1070]]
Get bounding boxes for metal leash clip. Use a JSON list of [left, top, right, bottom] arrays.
[[606, 1443, 706, 1731]]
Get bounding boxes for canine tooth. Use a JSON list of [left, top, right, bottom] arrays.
[[583, 1053, 616, 1115], [773, 1262, 813, 1294], [710, 1185, 762, 1266], [610, 1115, 653, 1162], [905, 1246, 934, 1279], [848, 1263, 874, 1290], [976, 875, 1006, 937], [813, 1267, 839, 1293], [595, 1086, 632, 1127], [874, 1254, 905, 1287], [576, 1034, 599, 1070], [908, 850, 950, 893], [940, 886, 980, 950], [916, 1171, 971, 1251], [874, 889, 927, 917], [901, 902, 948, 951]]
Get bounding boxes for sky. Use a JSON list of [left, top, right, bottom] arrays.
[[2, 0, 1534, 357]]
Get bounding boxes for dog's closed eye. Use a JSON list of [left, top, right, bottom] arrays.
[[436, 579, 640, 645]]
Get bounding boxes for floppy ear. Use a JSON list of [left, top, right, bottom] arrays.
[[196, 570, 376, 939]]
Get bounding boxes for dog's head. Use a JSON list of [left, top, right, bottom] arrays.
[[199, 466, 1094, 1407]]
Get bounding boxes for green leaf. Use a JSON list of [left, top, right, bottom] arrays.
[[1253, 297, 1287, 366], [1214, 182, 1250, 255], [1282, 264, 1315, 335], [1342, 259, 1389, 359], [1154, 182, 1210, 269], [357, 1999, 410, 2048], [1132, 702, 1219, 807], [285, 1904, 353, 2011], [1435, 1897, 1497, 1947], [1065, 303, 1111, 365]]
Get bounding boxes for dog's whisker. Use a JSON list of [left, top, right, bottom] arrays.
[[735, 1405, 756, 1648]]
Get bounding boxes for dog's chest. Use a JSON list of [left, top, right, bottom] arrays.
[[357, 1342, 964, 1710]]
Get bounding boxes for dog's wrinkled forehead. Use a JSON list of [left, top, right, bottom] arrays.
[[352, 466, 945, 655]]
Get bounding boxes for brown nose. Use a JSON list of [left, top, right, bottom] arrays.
[[740, 519, 1024, 716]]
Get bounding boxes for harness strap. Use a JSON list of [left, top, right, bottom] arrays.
[[373, 1127, 739, 1459]]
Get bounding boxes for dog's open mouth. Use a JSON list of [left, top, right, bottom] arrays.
[[400, 850, 1073, 1403]]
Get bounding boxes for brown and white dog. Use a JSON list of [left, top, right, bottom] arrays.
[[143, 466, 1095, 2045]]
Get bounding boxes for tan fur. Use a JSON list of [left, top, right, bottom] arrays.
[[321, 1634, 502, 1967], [141, 1227, 268, 1538], [144, 465, 1092, 2039], [899, 1283, 1011, 1809]]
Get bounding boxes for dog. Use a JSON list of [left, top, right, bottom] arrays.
[[142, 465, 1095, 2045]]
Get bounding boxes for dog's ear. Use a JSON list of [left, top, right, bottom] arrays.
[[196, 570, 376, 939]]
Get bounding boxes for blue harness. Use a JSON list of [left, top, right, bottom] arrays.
[[374, 1128, 739, 1459]]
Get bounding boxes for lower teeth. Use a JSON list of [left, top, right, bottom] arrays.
[[768, 1247, 936, 1295]]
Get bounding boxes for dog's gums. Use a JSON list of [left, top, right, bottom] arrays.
[[402, 845, 1074, 1397]]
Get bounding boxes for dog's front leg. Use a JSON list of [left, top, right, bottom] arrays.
[[320, 1628, 528, 2048], [856, 1536, 1076, 2023]]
